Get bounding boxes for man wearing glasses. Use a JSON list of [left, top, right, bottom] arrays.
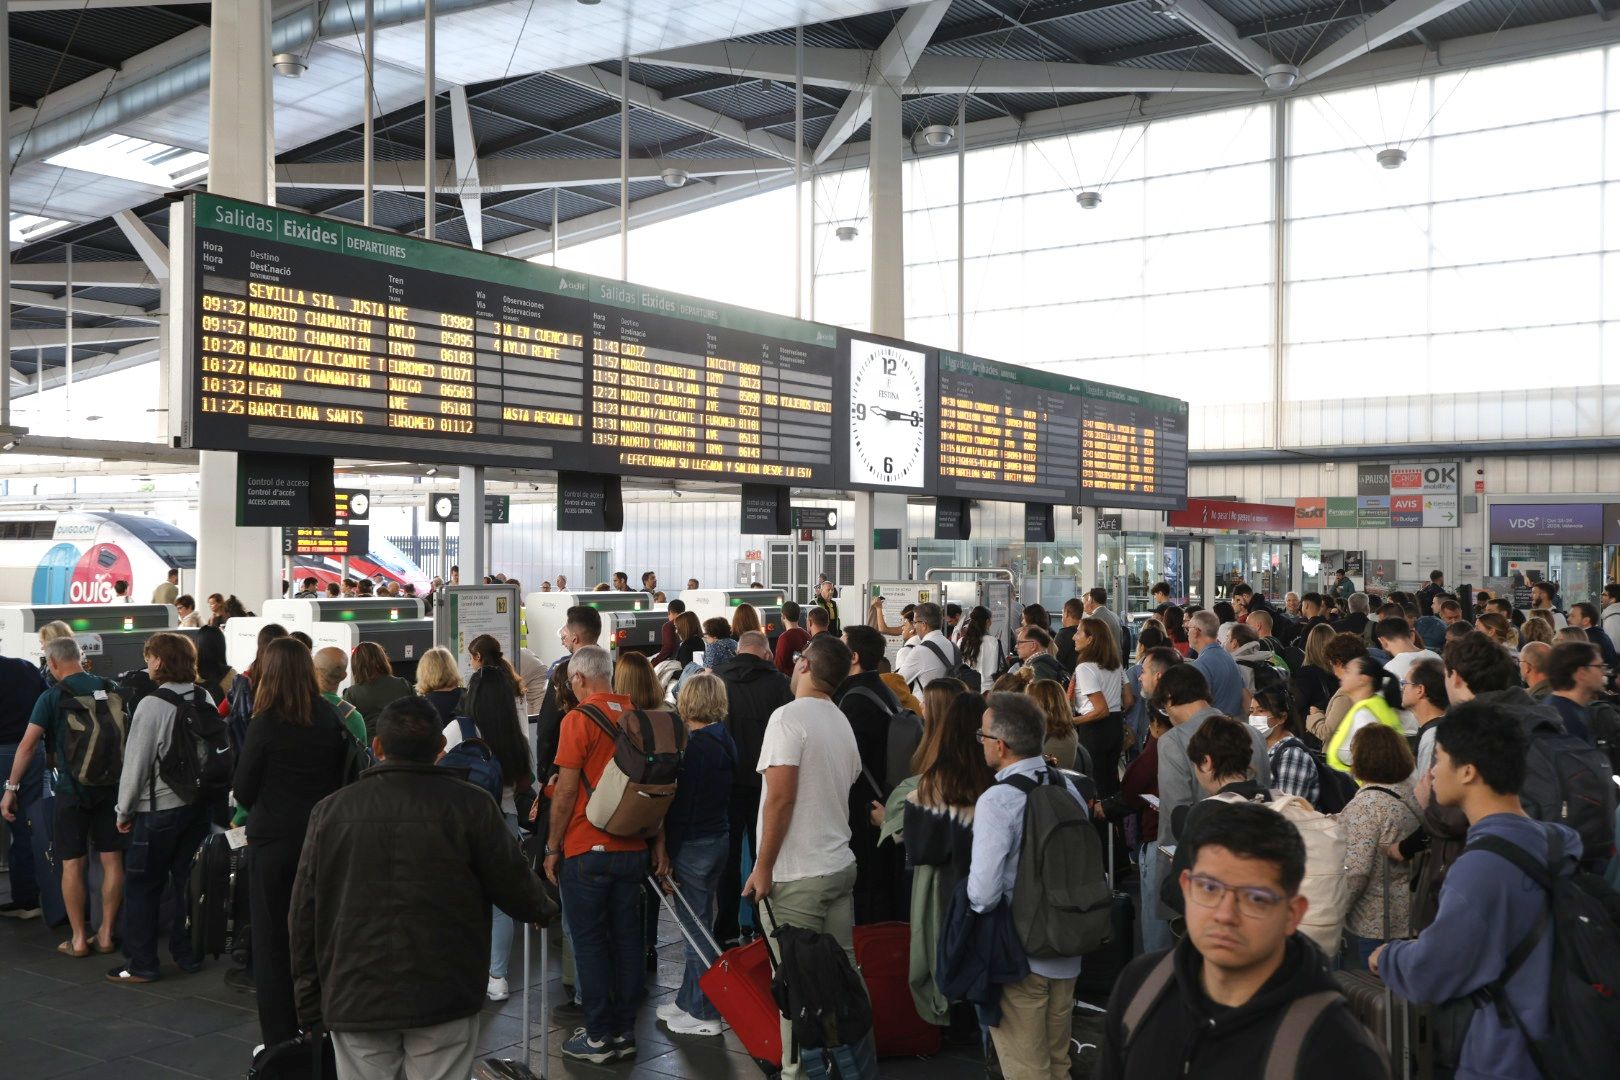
[[1543, 640, 1607, 744], [1094, 802, 1389, 1079]]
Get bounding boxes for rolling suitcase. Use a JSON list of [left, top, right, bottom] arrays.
[[1073, 810, 1135, 1008], [189, 830, 248, 959], [247, 1030, 335, 1079], [1334, 857, 1409, 1078], [851, 922, 941, 1057], [476, 921, 550, 1080], [654, 875, 782, 1072]]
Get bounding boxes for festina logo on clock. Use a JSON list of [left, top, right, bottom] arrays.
[[848, 339, 927, 488]]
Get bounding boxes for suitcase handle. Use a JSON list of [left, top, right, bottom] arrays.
[[646, 874, 726, 962]]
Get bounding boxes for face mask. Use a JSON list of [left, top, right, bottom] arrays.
[[1248, 714, 1274, 735]]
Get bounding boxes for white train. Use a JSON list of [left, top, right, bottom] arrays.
[[0, 511, 195, 605]]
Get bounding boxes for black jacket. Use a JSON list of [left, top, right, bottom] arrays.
[[233, 697, 351, 842], [1023, 653, 1069, 684], [903, 797, 975, 900], [1330, 612, 1370, 638], [1289, 664, 1338, 719], [1095, 936, 1389, 1080], [289, 761, 555, 1032], [834, 671, 899, 799], [1054, 625, 1079, 673], [713, 653, 793, 790]]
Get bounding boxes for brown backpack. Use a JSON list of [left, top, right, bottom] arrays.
[[580, 704, 686, 839]]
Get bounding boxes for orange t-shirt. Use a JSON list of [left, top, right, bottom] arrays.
[[554, 692, 646, 858]]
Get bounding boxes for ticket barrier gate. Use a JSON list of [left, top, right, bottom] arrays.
[[227, 609, 433, 687], [679, 588, 788, 638], [0, 603, 187, 678], [526, 591, 655, 666]]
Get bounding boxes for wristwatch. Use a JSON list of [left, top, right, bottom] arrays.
[[544, 847, 560, 857], [3, 780, 19, 793]]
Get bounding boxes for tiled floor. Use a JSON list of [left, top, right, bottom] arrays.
[[0, 872, 992, 1079]]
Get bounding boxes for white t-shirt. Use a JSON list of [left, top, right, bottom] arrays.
[[1073, 662, 1124, 714], [755, 697, 861, 883]]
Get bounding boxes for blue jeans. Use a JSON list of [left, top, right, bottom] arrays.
[[561, 848, 649, 1040], [123, 802, 210, 978], [489, 812, 521, 979], [671, 832, 727, 1021], [0, 744, 45, 907], [1140, 841, 1174, 954]]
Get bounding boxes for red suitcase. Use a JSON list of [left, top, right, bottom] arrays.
[[700, 936, 783, 1067], [853, 922, 943, 1058]]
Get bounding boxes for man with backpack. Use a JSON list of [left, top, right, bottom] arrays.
[[1373, 701, 1616, 1079], [1096, 802, 1390, 1080], [542, 645, 664, 1065], [896, 602, 958, 691], [108, 632, 222, 984], [0, 636, 127, 957], [742, 634, 864, 1080], [836, 625, 914, 923], [967, 692, 1091, 1079]]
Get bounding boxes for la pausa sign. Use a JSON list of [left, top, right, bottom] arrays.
[[1167, 499, 1296, 532]]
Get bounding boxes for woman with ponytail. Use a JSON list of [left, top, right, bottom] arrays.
[[1324, 655, 1405, 775]]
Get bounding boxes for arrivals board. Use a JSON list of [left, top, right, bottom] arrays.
[[936, 352, 1082, 505], [1076, 382, 1189, 511], [182, 194, 837, 486]]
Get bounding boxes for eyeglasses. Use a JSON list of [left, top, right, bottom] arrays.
[[974, 730, 1003, 744], [1015, 638, 1036, 649], [1184, 873, 1286, 918]]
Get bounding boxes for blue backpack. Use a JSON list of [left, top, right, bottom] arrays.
[[440, 717, 504, 802]]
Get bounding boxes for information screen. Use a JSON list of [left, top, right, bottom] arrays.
[[1076, 382, 1189, 511], [936, 352, 1082, 505], [183, 195, 836, 485], [283, 526, 368, 556]]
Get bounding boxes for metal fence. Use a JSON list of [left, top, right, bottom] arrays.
[[387, 534, 459, 580]]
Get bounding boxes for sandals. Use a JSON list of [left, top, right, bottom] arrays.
[[57, 940, 91, 958], [92, 938, 118, 955]]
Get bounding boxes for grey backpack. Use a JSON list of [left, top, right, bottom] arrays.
[[998, 769, 1114, 959]]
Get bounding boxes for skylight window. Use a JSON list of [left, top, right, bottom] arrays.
[[46, 134, 209, 189], [9, 212, 75, 245]]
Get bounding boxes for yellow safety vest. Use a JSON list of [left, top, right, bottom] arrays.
[[1325, 695, 1404, 774]]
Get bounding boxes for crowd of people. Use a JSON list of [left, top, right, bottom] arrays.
[[1, 565, 1616, 1080]]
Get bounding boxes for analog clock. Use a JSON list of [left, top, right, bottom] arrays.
[[847, 339, 927, 488]]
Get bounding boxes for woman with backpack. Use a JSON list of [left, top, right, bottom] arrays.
[[453, 634, 536, 1005], [957, 606, 1002, 691], [109, 632, 215, 985], [1324, 656, 1405, 774], [233, 638, 352, 1048], [1338, 725, 1422, 969], [1249, 683, 1320, 806], [1072, 617, 1129, 796]]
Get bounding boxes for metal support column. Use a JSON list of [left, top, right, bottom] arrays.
[[196, 0, 279, 611], [0, 2, 10, 429], [423, 0, 436, 239], [363, 0, 375, 226], [619, 55, 630, 280], [64, 244, 73, 426], [1270, 98, 1288, 450], [957, 96, 966, 352], [459, 467, 486, 582], [794, 26, 804, 320]]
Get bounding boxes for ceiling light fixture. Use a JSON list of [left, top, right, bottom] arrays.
[[916, 124, 954, 149], [1376, 147, 1407, 169], [273, 52, 308, 78], [660, 167, 690, 188], [1076, 191, 1102, 209], [577, 0, 602, 6], [835, 224, 859, 241], [424, 466, 439, 477], [1263, 64, 1299, 91], [1147, 0, 1181, 19]]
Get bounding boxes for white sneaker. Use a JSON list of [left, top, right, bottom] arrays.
[[656, 1002, 685, 1023], [665, 1010, 722, 1037], [486, 976, 510, 1002]]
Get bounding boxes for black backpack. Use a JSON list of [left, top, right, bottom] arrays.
[[918, 639, 978, 693], [1309, 749, 1357, 814], [1519, 717, 1616, 865], [768, 918, 873, 1054], [154, 686, 234, 804], [1237, 657, 1287, 698], [1589, 698, 1620, 775], [842, 686, 924, 794], [1443, 833, 1620, 1077]]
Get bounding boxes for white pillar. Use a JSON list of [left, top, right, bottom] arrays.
[[0, 2, 10, 429], [854, 85, 907, 587], [1079, 511, 1100, 592], [195, 0, 279, 612], [459, 467, 485, 582]]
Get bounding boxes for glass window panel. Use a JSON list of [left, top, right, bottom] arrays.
[[1065, 179, 1147, 245], [904, 154, 960, 211], [1429, 255, 1600, 334], [1289, 147, 1432, 216], [813, 222, 870, 275], [1022, 246, 1092, 307], [1290, 82, 1425, 156], [1287, 209, 1430, 280], [1430, 324, 1600, 392], [1606, 253, 1620, 321], [1430, 52, 1604, 136], [905, 260, 956, 319], [904, 205, 959, 265], [963, 307, 1028, 363], [814, 271, 868, 330], [1145, 286, 1270, 353], [1156, 346, 1271, 405], [1145, 162, 1272, 232], [1058, 296, 1146, 359], [1608, 114, 1620, 182], [1146, 105, 1271, 172], [1603, 321, 1620, 383], [963, 196, 1025, 257], [968, 252, 1027, 312], [965, 144, 1020, 201], [905, 313, 958, 351], [1429, 186, 1600, 266], [1288, 272, 1430, 343], [815, 168, 870, 221], [1286, 337, 1428, 401], [1065, 238, 1146, 302], [1022, 137, 1082, 197], [1018, 190, 1090, 251], [1021, 303, 1084, 364], [1143, 225, 1270, 294], [1429, 117, 1603, 200]]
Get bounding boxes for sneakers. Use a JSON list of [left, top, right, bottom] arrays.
[[486, 976, 510, 1002], [553, 995, 585, 1021], [655, 1002, 685, 1023], [611, 1033, 637, 1061], [663, 1008, 722, 1037], [0, 901, 42, 920], [561, 1029, 617, 1064], [106, 966, 156, 984]]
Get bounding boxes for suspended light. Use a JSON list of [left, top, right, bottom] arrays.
[[1263, 64, 1299, 91], [660, 168, 690, 188], [1076, 191, 1102, 209], [1376, 147, 1407, 170], [917, 124, 954, 149], [835, 225, 859, 241], [272, 52, 308, 78]]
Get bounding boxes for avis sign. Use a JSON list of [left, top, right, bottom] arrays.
[[1349, 462, 1460, 528]]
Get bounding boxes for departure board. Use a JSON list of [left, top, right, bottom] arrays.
[[283, 526, 368, 556], [936, 352, 1081, 504], [1076, 381, 1189, 511], [182, 194, 836, 485]]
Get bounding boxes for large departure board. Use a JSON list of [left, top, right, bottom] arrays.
[[936, 352, 1082, 505], [1076, 382, 1189, 511], [182, 194, 836, 485]]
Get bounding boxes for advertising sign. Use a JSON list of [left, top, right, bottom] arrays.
[[1488, 504, 1605, 544], [1167, 498, 1295, 533]]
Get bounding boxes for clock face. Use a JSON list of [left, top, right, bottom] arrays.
[[434, 496, 455, 521], [847, 339, 927, 489], [348, 493, 369, 519]]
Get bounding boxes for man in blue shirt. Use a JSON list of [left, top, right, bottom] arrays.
[[1544, 640, 1604, 743], [0, 637, 127, 955], [969, 692, 1087, 1078], [0, 646, 48, 918], [1187, 611, 1248, 718], [1567, 602, 1618, 672]]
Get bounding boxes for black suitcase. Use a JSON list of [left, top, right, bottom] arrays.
[[1073, 818, 1135, 1008], [247, 1031, 335, 1080], [189, 830, 248, 959]]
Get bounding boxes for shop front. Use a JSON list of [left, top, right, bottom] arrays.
[[1486, 502, 1618, 608], [1166, 499, 1303, 608]]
